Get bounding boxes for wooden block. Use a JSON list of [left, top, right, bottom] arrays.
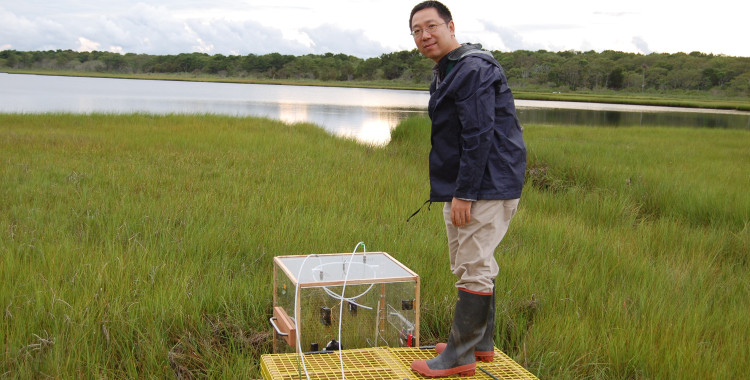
[[273, 306, 296, 347]]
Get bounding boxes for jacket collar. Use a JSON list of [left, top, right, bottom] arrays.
[[433, 43, 484, 85]]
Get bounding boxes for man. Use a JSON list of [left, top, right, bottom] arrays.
[[408, 1, 527, 377]]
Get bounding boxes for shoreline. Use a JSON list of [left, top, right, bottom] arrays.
[[4, 69, 749, 112]]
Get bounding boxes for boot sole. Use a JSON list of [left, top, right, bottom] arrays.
[[410, 360, 476, 377]]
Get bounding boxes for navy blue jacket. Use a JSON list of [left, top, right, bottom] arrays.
[[428, 44, 526, 202]]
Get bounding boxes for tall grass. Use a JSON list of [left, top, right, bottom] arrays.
[[513, 124, 749, 379], [1, 113, 748, 378]]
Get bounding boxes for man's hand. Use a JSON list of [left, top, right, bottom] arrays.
[[450, 198, 473, 227]]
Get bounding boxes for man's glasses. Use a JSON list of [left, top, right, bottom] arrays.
[[410, 23, 446, 38]]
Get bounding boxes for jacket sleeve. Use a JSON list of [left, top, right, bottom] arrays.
[[451, 58, 497, 200]]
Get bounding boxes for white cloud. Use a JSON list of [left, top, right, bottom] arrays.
[[631, 37, 651, 55], [77, 37, 100, 52], [477, 21, 546, 52], [302, 24, 389, 57], [0, 6, 70, 51], [193, 38, 214, 54], [1, 1, 748, 57], [2, 3, 315, 56]]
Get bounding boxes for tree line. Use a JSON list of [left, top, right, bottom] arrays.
[[1, 49, 748, 96]]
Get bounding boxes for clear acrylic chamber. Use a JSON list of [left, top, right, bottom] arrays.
[[271, 252, 420, 353]]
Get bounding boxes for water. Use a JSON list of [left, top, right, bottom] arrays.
[[1, 73, 748, 145], [515, 100, 750, 129]]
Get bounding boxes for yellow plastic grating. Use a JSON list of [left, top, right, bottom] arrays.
[[390, 347, 537, 379], [260, 346, 537, 379], [261, 347, 412, 380]]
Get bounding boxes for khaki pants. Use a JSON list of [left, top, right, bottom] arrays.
[[443, 199, 519, 293]]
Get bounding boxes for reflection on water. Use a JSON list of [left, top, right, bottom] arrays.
[[267, 101, 424, 144], [278, 103, 307, 124], [0, 73, 430, 145], [274, 101, 425, 144], [1, 73, 748, 145]]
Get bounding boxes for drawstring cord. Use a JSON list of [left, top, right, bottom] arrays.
[[406, 200, 432, 222]]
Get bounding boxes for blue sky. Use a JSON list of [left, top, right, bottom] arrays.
[[1, 0, 747, 57]]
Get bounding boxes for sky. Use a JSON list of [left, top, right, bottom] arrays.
[[1, 0, 747, 58]]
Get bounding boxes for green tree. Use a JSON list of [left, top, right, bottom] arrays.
[[726, 72, 750, 96], [102, 53, 126, 72], [608, 67, 625, 89], [354, 57, 382, 80]]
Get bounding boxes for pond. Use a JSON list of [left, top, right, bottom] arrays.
[[1, 73, 748, 145]]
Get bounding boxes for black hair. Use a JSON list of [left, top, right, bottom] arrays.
[[409, 1, 453, 29]]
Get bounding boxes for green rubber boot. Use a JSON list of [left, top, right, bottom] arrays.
[[434, 286, 495, 362], [411, 288, 492, 377]]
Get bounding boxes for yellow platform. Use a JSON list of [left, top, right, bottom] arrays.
[[260, 346, 537, 379]]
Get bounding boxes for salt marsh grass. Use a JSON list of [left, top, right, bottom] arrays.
[[1, 113, 748, 378]]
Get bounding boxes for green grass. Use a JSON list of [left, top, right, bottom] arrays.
[[1, 114, 748, 378]]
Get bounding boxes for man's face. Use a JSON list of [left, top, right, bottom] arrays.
[[411, 7, 456, 62]]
